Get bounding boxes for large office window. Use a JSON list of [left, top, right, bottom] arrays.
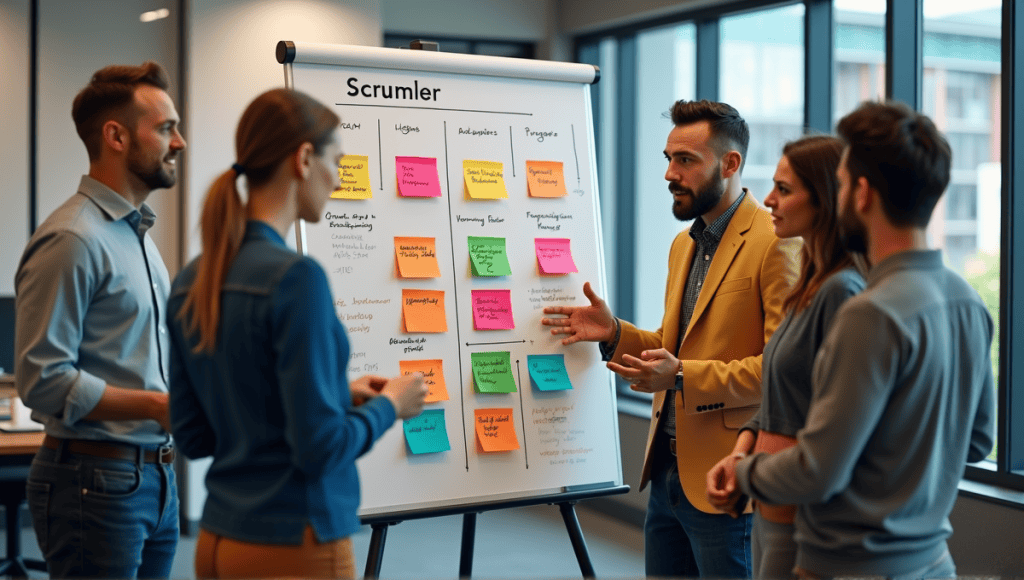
[[576, 0, 1020, 490], [721, 5, 806, 203]]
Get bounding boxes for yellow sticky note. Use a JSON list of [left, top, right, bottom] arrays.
[[463, 160, 508, 199], [399, 359, 448, 403], [333, 155, 372, 199], [401, 289, 447, 333], [394, 237, 441, 278], [525, 160, 567, 197], [474, 408, 520, 452]]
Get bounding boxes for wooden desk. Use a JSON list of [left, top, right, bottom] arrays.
[[0, 431, 44, 459]]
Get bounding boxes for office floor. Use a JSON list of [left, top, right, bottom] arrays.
[[5, 503, 645, 579]]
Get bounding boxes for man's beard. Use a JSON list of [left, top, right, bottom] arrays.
[[838, 191, 868, 254], [127, 141, 176, 191], [671, 167, 725, 222]]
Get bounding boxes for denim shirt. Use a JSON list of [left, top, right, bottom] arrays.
[[168, 221, 396, 544]]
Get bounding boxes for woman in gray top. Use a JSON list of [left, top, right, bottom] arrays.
[[706, 135, 865, 579]]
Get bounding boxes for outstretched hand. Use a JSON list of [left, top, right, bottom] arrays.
[[540, 282, 616, 345]]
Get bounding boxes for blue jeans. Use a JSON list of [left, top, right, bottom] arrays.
[[25, 443, 179, 579], [644, 436, 752, 578]]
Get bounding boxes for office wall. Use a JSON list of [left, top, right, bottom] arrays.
[[0, 0, 31, 295], [559, 0, 715, 35]]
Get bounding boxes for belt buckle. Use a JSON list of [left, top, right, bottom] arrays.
[[158, 444, 174, 464]]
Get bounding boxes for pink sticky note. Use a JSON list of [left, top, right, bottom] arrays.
[[534, 238, 578, 274], [396, 156, 442, 197], [471, 289, 514, 330]]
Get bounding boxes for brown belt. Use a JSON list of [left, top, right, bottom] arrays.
[[43, 435, 175, 464]]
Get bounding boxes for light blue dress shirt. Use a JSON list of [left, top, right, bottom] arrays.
[[15, 175, 171, 445]]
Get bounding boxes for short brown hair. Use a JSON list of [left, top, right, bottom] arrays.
[[836, 100, 951, 228], [71, 61, 170, 160], [667, 99, 749, 169]]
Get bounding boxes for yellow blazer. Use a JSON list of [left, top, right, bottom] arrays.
[[610, 191, 800, 513]]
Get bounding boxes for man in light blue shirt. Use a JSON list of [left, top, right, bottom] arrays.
[[15, 61, 186, 579]]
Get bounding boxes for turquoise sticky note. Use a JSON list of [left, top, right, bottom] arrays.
[[403, 409, 451, 454], [527, 354, 573, 391]]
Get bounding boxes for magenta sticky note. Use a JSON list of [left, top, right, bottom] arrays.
[[534, 238, 578, 274], [396, 156, 442, 197], [471, 289, 515, 330]]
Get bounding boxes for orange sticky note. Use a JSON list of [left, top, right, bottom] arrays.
[[333, 155, 372, 199], [401, 289, 447, 333], [399, 359, 448, 403], [394, 237, 441, 278], [525, 160, 567, 197], [474, 408, 519, 452]]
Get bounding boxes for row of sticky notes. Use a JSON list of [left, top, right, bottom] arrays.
[[402, 407, 521, 454], [405, 288, 577, 332], [471, 352, 573, 393], [397, 353, 571, 401], [333, 156, 567, 199], [394, 236, 578, 278]]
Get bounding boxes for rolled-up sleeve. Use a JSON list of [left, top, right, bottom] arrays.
[[15, 230, 107, 425]]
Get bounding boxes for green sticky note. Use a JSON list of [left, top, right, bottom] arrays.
[[471, 351, 517, 393], [467, 236, 512, 277], [403, 409, 451, 454], [527, 354, 573, 391]]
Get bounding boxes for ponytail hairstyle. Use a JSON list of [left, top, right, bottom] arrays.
[[180, 88, 340, 352], [779, 134, 855, 313]]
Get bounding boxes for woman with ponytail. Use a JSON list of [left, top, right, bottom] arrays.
[[706, 135, 866, 579], [167, 89, 427, 579]]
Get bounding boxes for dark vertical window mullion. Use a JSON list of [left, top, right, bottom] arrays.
[[885, 0, 923, 109], [696, 19, 719, 102], [29, 0, 38, 233], [1001, 0, 1023, 476], [614, 36, 637, 323], [804, 0, 833, 133]]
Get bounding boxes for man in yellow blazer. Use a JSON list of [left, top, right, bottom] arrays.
[[543, 100, 799, 578]]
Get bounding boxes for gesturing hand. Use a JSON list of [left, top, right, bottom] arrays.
[[607, 348, 679, 393], [541, 282, 616, 345], [350, 375, 387, 406]]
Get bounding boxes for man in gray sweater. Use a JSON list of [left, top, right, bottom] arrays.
[[732, 101, 995, 579]]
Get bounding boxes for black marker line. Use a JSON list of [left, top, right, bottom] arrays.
[[509, 126, 515, 177], [571, 124, 580, 184], [336, 103, 532, 116], [444, 121, 469, 472], [465, 340, 527, 347], [516, 359, 529, 469], [377, 120, 383, 190]]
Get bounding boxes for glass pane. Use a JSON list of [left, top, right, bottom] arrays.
[[634, 23, 696, 331], [720, 4, 806, 206], [834, 0, 886, 120], [577, 38, 619, 315], [921, 0, 1001, 461]]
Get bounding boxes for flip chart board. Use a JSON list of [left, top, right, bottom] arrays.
[[279, 41, 620, 518]]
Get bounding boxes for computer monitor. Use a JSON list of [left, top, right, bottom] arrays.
[[0, 296, 14, 375]]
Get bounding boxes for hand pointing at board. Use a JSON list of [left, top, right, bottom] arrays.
[[540, 282, 616, 345]]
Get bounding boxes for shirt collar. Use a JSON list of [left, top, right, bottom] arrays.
[[77, 175, 157, 237], [866, 249, 944, 287], [245, 220, 287, 246], [689, 189, 747, 242]]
